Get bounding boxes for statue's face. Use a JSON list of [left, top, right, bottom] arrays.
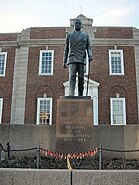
[[74, 19, 82, 31]]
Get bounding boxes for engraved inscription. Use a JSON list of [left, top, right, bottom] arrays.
[[56, 99, 93, 153], [63, 124, 90, 143]]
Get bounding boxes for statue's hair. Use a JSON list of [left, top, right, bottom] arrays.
[[74, 19, 82, 25]]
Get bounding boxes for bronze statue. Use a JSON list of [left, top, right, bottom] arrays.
[[63, 19, 92, 96]]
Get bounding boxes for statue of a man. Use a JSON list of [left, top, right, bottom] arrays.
[[63, 19, 92, 96]]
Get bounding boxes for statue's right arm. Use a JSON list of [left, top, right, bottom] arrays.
[[63, 35, 69, 68]]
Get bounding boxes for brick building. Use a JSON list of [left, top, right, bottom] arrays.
[[0, 14, 139, 126]]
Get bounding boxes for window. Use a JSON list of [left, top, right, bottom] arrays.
[[37, 98, 52, 125], [110, 98, 126, 125], [0, 98, 3, 124], [0, 52, 7, 76], [39, 50, 54, 75], [109, 50, 124, 75]]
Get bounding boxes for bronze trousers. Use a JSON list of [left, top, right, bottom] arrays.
[[69, 63, 84, 96]]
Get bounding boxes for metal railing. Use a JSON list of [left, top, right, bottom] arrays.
[[98, 146, 139, 169], [0, 142, 139, 170], [0, 142, 40, 169]]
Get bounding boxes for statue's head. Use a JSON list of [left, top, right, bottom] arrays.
[[74, 19, 82, 31]]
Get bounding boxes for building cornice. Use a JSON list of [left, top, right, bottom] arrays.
[[0, 38, 139, 47], [0, 41, 18, 47]]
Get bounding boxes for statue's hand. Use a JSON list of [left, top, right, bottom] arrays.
[[88, 57, 92, 62], [63, 63, 67, 69]]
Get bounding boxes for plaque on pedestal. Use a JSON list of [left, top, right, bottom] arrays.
[[56, 97, 93, 153]]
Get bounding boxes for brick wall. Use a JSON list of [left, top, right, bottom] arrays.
[[91, 45, 138, 124], [30, 27, 66, 39], [24, 27, 138, 125], [0, 33, 17, 41], [0, 25, 137, 125], [25, 44, 138, 125], [0, 47, 16, 123], [95, 27, 133, 38], [25, 45, 69, 124]]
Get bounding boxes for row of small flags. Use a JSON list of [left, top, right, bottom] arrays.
[[40, 148, 98, 159]]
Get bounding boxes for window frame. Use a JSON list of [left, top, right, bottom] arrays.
[[109, 50, 124, 75], [110, 98, 126, 125], [39, 50, 54, 76], [36, 97, 52, 125], [0, 52, 7, 77], [0, 98, 3, 124]]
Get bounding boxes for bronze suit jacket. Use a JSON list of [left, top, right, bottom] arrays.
[[63, 31, 92, 65]]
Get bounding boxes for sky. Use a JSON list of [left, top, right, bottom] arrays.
[[0, 0, 139, 33]]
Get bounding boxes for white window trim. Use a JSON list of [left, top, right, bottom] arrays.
[[110, 98, 126, 125], [36, 97, 52, 125], [63, 77, 100, 125], [0, 98, 3, 124], [0, 52, 7, 77], [109, 50, 124, 75], [39, 50, 54, 75]]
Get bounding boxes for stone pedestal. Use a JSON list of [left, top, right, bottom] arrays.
[[56, 97, 93, 153]]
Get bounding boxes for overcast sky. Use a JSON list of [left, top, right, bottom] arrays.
[[0, 0, 139, 33]]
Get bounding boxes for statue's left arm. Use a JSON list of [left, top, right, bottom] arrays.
[[86, 35, 92, 62]]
